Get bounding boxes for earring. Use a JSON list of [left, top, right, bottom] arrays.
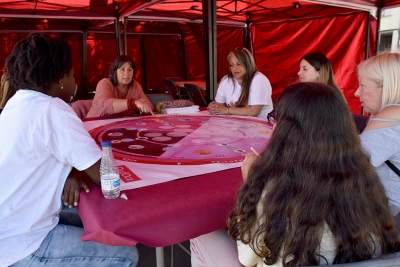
[[59, 84, 63, 90]]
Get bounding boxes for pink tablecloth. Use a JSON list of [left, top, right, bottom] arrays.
[[77, 167, 242, 247]]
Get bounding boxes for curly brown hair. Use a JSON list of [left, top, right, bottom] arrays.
[[228, 82, 400, 266]]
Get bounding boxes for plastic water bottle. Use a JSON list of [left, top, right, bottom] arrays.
[[100, 141, 121, 199]]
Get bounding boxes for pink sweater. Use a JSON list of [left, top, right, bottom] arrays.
[[86, 78, 150, 118]]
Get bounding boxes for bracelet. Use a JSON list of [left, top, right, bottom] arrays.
[[128, 98, 137, 113]]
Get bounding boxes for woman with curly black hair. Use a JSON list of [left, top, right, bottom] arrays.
[[191, 82, 400, 267], [0, 33, 138, 267]]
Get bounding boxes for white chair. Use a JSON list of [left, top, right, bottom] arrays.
[[71, 99, 93, 119]]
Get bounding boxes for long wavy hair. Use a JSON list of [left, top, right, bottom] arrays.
[[223, 47, 258, 107], [302, 52, 340, 91], [228, 82, 400, 266]]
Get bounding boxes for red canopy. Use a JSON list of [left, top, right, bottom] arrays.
[[0, 0, 394, 113]]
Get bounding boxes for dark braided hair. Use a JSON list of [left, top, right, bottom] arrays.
[[5, 33, 73, 93]]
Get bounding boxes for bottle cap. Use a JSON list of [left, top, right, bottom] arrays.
[[101, 140, 112, 147]]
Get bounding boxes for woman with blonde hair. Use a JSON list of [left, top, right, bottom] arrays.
[[356, 52, 400, 217]]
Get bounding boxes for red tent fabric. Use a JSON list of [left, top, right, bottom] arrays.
[[0, 0, 396, 112]]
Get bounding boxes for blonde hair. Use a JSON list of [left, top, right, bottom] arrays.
[[357, 53, 400, 108], [0, 73, 16, 109]]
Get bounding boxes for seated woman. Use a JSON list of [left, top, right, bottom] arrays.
[[0, 33, 138, 266], [207, 47, 273, 118], [0, 72, 17, 114], [86, 55, 153, 118], [298, 52, 341, 91], [356, 53, 400, 217], [191, 82, 400, 267]]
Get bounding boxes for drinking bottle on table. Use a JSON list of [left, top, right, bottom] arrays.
[[100, 141, 121, 199]]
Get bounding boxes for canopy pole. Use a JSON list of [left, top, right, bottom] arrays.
[[376, 6, 383, 55], [82, 32, 88, 99], [203, 0, 217, 102], [244, 12, 254, 55], [365, 13, 370, 60], [114, 19, 121, 56], [114, 2, 121, 56], [140, 36, 148, 91], [123, 17, 128, 55], [179, 26, 189, 80]]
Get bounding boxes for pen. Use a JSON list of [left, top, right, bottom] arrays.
[[250, 147, 260, 157]]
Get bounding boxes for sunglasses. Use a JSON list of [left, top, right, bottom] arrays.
[[267, 109, 275, 124], [230, 47, 246, 53]]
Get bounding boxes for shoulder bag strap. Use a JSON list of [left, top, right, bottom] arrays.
[[385, 160, 400, 177]]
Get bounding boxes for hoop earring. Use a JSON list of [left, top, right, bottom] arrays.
[[59, 84, 64, 90]]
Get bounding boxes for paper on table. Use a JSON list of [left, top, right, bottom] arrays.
[[162, 105, 199, 114], [83, 115, 243, 190]]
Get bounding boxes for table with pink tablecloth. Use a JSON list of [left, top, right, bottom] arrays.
[[77, 167, 242, 247]]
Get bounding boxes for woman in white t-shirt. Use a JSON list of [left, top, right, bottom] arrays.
[[207, 47, 273, 119], [0, 33, 138, 267]]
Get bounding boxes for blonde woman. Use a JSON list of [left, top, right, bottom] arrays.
[[356, 53, 400, 217]]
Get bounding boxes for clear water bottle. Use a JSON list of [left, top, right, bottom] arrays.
[[100, 141, 121, 199]]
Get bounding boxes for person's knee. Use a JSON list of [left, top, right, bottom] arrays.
[[120, 246, 139, 266]]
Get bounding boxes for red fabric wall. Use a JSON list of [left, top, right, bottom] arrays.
[[252, 12, 368, 114], [86, 33, 119, 95]]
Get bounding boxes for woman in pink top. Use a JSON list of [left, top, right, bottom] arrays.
[[86, 55, 154, 118]]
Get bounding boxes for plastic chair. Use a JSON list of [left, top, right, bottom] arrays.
[[71, 99, 93, 119], [145, 93, 173, 108], [183, 83, 208, 107], [166, 76, 183, 82], [352, 113, 369, 134], [306, 252, 400, 267], [164, 79, 191, 100]]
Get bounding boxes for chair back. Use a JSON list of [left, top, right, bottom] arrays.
[[183, 83, 207, 107], [306, 252, 400, 267], [164, 79, 180, 99], [166, 76, 183, 82], [145, 93, 173, 108], [352, 113, 369, 134], [71, 99, 93, 119]]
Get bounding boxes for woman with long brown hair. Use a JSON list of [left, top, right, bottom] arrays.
[[191, 82, 400, 267], [207, 47, 273, 118]]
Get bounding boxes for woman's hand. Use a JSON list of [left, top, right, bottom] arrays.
[[241, 153, 258, 182], [135, 98, 154, 115], [62, 168, 91, 208], [207, 101, 227, 115]]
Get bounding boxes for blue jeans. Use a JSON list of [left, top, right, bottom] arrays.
[[10, 224, 139, 267]]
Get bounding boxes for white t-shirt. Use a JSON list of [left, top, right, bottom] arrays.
[[215, 72, 273, 119], [0, 90, 102, 266]]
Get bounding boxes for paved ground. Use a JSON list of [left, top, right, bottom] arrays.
[[136, 241, 191, 267]]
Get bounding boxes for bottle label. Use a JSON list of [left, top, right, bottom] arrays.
[[100, 173, 120, 191]]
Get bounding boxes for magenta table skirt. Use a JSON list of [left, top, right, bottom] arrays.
[[77, 167, 242, 247]]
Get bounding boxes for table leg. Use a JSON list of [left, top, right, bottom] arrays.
[[156, 247, 165, 267]]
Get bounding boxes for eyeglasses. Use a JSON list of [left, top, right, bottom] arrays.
[[267, 109, 275, 124], [230, 47, 246, 53]]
